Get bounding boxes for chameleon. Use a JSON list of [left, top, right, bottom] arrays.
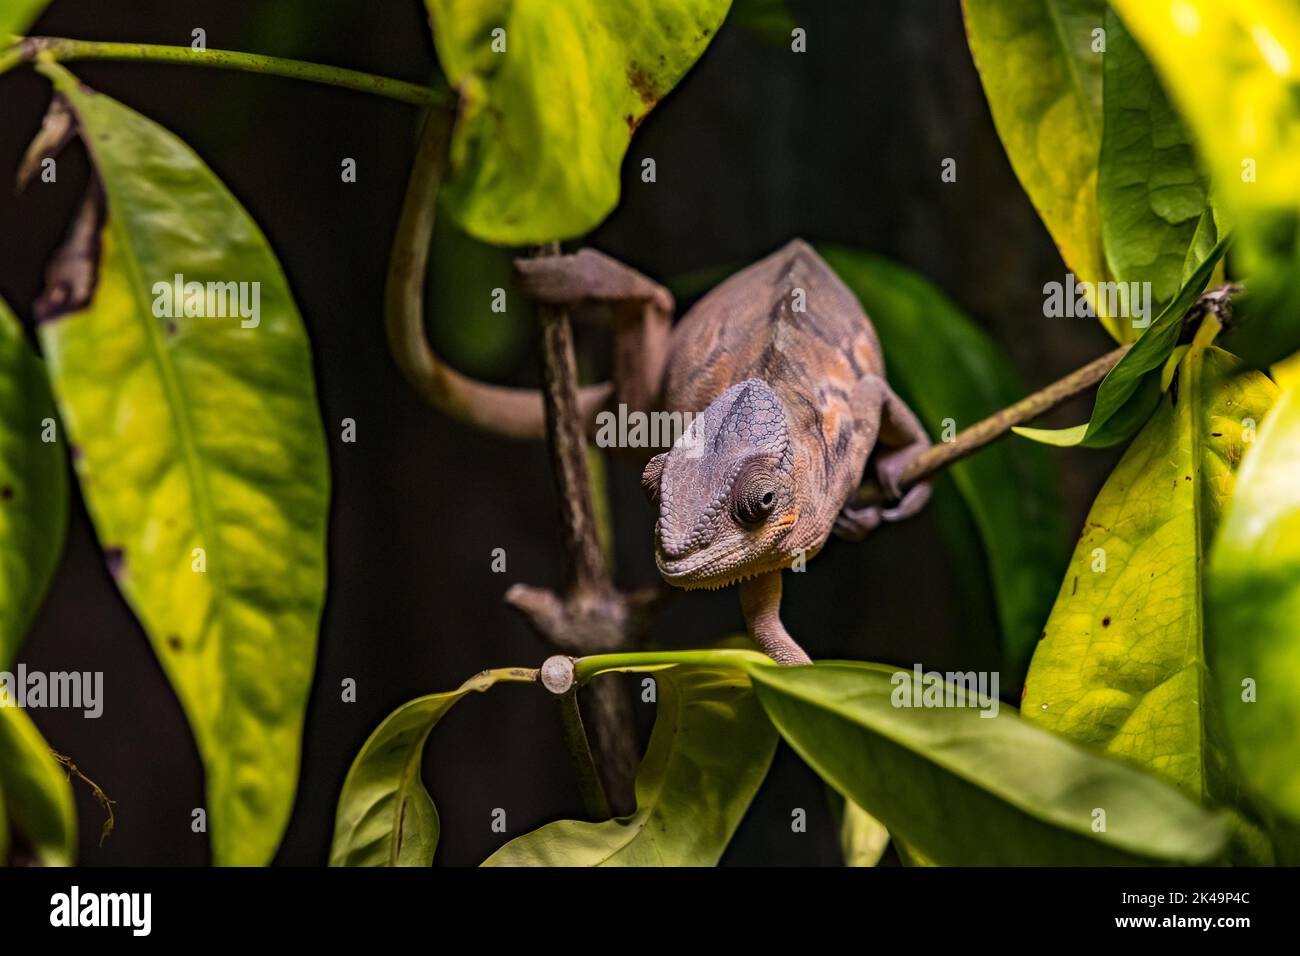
[[512, 239, 933, 665]]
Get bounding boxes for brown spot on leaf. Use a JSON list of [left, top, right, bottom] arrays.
[[1102, 616, 1111, 627], [0, 485, 12, 501], [626, 62, 660, 105], [166, 635, 182, 652]]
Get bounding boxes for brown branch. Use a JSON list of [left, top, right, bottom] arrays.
[[853, 282, 1244, 507], [505, 244, 642, 815], [534, 242, 610, 593], [853, 343, 1131, 507]]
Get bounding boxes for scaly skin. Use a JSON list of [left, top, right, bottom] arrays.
[[518, 239, 933, 664]]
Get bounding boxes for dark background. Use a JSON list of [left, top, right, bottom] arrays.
[[0, 0, 1119, 866]]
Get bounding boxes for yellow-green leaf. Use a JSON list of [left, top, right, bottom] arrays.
[[425, 0, 731, 244], [1024, 327, 1277, 851], [484, 666, 777, 866], [963, 0, 1121, 338], [33, 64, 330, 867], [330, 668, 534, 867], [831, 794, 890, 867], [0, 0, 48, 38], [1208, 384, 1300, 824], [0, 707, 76, 866]]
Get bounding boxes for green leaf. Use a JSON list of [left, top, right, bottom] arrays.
[[963, 0, 1121, 339], [1023, 326, 1278, 857], [1097, 7, 1219, 318], [428, 207, 531, 376], [1208, 384, 1300, 824], [34, 64, 331, 867], [0, 296, 74, 867], [895, 839, 937, 867], [425, 0, 731, 244], [1014, 238, 1227, 448], [484, 666, 777, 865], [829, 792, 890, 867], [330, 668, 534, 867], [0, 707, 77, 866], [819, 246, 1065, 680], [748, 661, 1227, 865], [1109, 0, 1300, 367], [0, 297, 66, 669], [0, 0, 48, 37]]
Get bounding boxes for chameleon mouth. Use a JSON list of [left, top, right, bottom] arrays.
[[655, 549, 798, 591]]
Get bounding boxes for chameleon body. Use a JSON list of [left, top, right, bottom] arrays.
[[516, 239, 932, 664]]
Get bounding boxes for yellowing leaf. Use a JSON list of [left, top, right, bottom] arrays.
[[1110, 0, 1300, 366], [1024, 326, 1277, 854], [1111, 0, 1300, 214], [34, 65, 330, 866], [425, 0, 730, 243]]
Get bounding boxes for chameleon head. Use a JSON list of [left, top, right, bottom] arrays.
[[642, 379, 810, 590]]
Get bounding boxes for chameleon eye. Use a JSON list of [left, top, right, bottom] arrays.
[[732, 465, 778, 525]]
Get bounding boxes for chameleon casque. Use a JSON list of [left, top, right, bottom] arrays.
[[509, 239, 934, 665]]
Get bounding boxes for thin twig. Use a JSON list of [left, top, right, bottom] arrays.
[[853, 282, 1243, 506], [50, 750, 116, 848], [853, 344, 1132, 507], [4, 36, 447, 106]]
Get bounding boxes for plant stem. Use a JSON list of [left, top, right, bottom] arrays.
[[3, 36, 447, 107], [555, 692, 613, 820], [574, 649, 774, 686], [853, 344, 1132, 507]]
